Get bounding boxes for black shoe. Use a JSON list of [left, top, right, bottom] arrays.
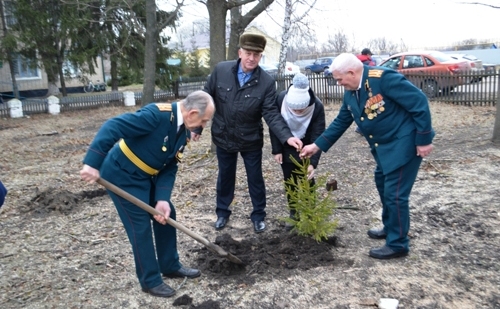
[[367, 228, 387, 239], [215, 217, 228, 230], [284, 221, 294, 232], [164, 266, 201, 279], [369, 245, 408, 259], [253, 220, 266, 233], [142, 283, 176, 298]]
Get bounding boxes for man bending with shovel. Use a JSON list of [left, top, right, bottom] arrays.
[[80, 90, 215, 298]]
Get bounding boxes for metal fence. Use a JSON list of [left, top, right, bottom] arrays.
[[302, 70, 499, 106], [0, 71, 498, 119]]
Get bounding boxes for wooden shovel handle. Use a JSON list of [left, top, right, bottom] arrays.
[[96, 178, 222, 253]]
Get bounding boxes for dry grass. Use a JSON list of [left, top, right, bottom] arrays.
[[0, 102, 499, 308]]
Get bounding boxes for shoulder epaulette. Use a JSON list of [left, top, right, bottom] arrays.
[[155, 103, 172, 112], [368, 69, 384, 78]]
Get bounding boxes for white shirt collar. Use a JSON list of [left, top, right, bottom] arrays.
[[176, 102, 184, 128], [357, 68, 364, 90]]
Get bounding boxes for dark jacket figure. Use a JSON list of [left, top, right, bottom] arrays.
[[202, 32, 302, 233], [80, 91, 214, 298], [205, 59, 293, 152], [270, 73, 325, 228]]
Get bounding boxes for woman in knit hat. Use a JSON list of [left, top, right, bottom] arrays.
[[269, 73, 326, 231]]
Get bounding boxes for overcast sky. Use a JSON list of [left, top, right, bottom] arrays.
[[170, 0, 499, 50]]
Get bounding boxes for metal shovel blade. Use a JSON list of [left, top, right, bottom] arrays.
[[97, 178, 244, 265]]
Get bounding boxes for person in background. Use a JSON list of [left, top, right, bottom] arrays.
[[0, 180, 7, 208], [200, 32, 303, 234], [80, 90, 215, 298], [354, 48, 376, 135], [357, 48, 376, 66], [270, 73, 325, 231], [300, 53, 434, 259]]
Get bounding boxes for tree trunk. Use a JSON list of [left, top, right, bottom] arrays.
[[227, 0, 275, 61], [0, 0, 19, 98], [492, 78, 500, 144], [142, 0, 158, 105], [206, 0, 228, 70], [278, 0, 292, 74], [44, 64, 61, 97], [57, 54, 67, 97], [227, 6, 244, 61], [110, 58, 119, 91]]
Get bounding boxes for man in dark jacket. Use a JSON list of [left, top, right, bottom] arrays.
[[201, 32, 302, 233], [270, 73, 325, 231]]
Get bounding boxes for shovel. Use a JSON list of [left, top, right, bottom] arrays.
[[97, 178, 244, 265]]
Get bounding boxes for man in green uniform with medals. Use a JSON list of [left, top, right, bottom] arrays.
[[300, 53, 434, 259], [80, 90, 215, 297]]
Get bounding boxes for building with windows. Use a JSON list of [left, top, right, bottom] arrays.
[[0, 1, 106, 99]]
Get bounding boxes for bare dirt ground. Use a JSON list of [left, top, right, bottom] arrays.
[[0, 102, 499, 309]]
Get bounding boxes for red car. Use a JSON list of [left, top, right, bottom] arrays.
[[379, 51, 470, 98]]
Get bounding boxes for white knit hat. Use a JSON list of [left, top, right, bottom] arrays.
[[286, 73, 310, 110]]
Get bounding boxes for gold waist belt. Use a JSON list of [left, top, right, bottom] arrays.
[[119, 139, 159, 175]]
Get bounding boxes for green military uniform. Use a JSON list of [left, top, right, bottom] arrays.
[[315, 67, 435, 253], [83, 102, 189, 290]]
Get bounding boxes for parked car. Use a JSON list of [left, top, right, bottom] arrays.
[[448, 53, 484, 83], [371, 55, 390, 66], [305, 57, 336, 74], [272, 61, 300, 76], [260, 63, 278, 75], [379, 51, 470, 98], [294, 59, 315, 71]]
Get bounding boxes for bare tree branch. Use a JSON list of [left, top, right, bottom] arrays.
[[458, 2, 500, 9]]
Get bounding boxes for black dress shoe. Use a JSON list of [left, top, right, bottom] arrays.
[[215, 217, 228, 230], [367, 228, 387, 239], [164, 266, 201, 279], [253, 220, 266, 233], [369, 245, 408, 259], [142, 283, 176, 298]]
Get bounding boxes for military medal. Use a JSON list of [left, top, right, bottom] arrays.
[[364, 80, 385, 120], [175, 145, 185, 163]]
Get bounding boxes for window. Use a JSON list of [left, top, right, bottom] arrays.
[[403, 55, 424, 69], [12, 54, 39, 79], [3, 1, 16, 28], [380, 57, 401, 70], [424, 57, 434, 67], [63, 59, 80, 77]]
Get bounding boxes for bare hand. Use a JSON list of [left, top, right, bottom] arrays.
[[300, 144, 320, 159], [287, 137, 303, 151], [154, 200, 171, 225], [416, 144, 433, 158], [191, 132, 201, 142], [307, 165, 315, 180], [274, 154, 282, 164], [80, 164, 100, 183]]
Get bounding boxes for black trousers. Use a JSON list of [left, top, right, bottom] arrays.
[[281, 161, 315, 217], [215, 146, 266, 222]]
